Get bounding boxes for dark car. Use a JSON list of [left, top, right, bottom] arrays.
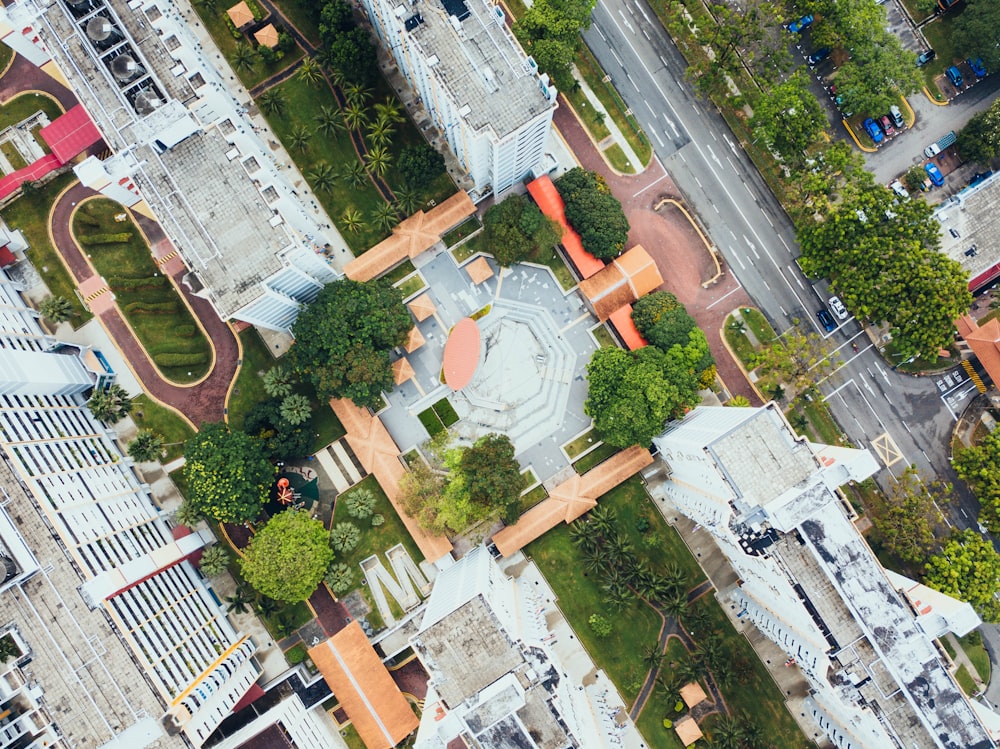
[[969, 58, 987, 78], [916, 49, 936, 67], [807, 47, 831, 65], [863, 118, 884, 145], [817, 309, 837, 333], [787, 14, 813, 32], [946, 65, 964, 88]]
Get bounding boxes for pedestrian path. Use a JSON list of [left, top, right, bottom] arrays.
[[571, 65, 644, 172], [313, 439, 364, 494]]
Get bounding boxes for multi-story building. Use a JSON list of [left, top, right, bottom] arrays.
[[648, 404, 993, 749], [0, 268, 261, 746], [361, 0, 557, 201], [0, 0, 344, 331]]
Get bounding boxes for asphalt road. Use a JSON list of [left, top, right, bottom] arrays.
[[583, 0, 982, 524]]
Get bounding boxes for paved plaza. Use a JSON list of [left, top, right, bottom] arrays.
[[379, 248, 599, 484]]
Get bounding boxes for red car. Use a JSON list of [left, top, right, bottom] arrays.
[[879, 115, 895, 137]]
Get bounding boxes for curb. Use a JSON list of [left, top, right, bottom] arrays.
[[843, 119, 877, 153], [899, 95, 917, 127], [922, 85, 949, 106], [718, 311, 768, 405]]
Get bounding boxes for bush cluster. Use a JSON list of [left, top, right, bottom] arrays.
[[78, 232, 132, 245]]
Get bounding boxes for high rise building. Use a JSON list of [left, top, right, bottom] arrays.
[[648, 404, 993, 749], [360, 0, 557, 201]]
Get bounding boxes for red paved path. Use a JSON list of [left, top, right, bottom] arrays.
[[309, 584, 350, 637], [553, 99, 758, 403], [0, 54, 78, 109], [50, 181, 239, 424]]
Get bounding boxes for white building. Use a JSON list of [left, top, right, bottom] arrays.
[[0, 269, 261, 746], [0, 0, 345, 331], [361, 0, 557, 201], [648, 404, 993, 749]]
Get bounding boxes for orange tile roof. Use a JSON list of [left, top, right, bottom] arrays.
[[464, 256, 494, 285], [674, 715, 703, 746], [608, 304, 647, 350], [329, 399, 453, 562], [493, 446, 653, 556], [408, 292, 436, 322], [404, 326, 425, 353], [392, 356, 415, 385], [226, 1, 254, 26], [443, 317, 480, 391], [617, 245, 662, 297], [526, 176, 604, 280], [344, 192, 475, 282], [957, 314, 1000, 386], [679, 681, 707, 708], [253, 23, 279, 48], [309, 622, 418, 749], [578, 245, 663, 321]]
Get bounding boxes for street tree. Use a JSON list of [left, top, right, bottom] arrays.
[[87, 384, 131, 423], [262, 365, 294, 399], [833, 38, 920, 117], [691, 0, 788, 88], [870, 466, 948, 564], [925, 529, 1000, 622], [749, 71, 826, 165], [241, 509, 334, 602], [398, 144, 446, 190], [183, 422, 275, 524], [280, 394, 311, 426], [953, 0, 1000, 76], [513, 0, 597, 87], [752, 323, 838, 390], [955, 431, 1000, 532], [585, 346, 700, 448], [39, 295, 75, 323], [289, 278, 411, 408], [555, 167, 629, 260], [127, 430, 164, 463], [198, 544, 232, 576], [243, 398, 313, 460]]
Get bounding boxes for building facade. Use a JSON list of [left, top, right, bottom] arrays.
[[648, 405, 992, 749], [361, 0, 557, 201]]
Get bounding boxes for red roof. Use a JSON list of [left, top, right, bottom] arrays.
[[0, 154, 60, 201], [608, 304, 647, 350], [969, 261, 1000, 292], [40, 105, 103, 164], [443, 317, 480, 391], [0, 247, 15, 268], [526, 175, 604, 279]]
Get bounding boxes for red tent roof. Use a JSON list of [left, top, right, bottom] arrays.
[[608, 304, 647, 350], [40, 105, 103, 164], [526, 175, 604, 279], [0, 154, 60, 201], [443, 317, 480, 391]]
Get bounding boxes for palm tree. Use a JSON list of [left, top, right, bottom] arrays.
[[740, 715, 765, 749], [315, 104, 345, 137], [695, 632, 725, 670], [641, 644, 665, 671], [38, 295, 75, 323], [659, 562, 688, 595], [727, 394, 751, 407], [280, 394, 311, 425], [370, 201, 400, 232], [87, 384, 131, 423], [367, 115, 395, 149], [339, 160, 369, 188], [199, 544, 231, 576], [662, 590, 689, 620], [225, 584, 253, 614], [262, 365, 294, 398], [255, 596, 280, 617], [365, 146, 393, 178], [308, 162, 337, 193], [297, 56, 323, 86], [707, 715, 744, 749], [393, 187, 419, 216], [173, 501, 202, 528], [340, 207, 365, 233], [588, 505, 617, 537], [127, 430, 164, 462], [344, 83, 373, 107], [580, 546, 607, 576], [374, 96, 405, 124], [603, 532, 634, 569], [287, 122, 312, 153], [229, 42, 258, 74], [257, 88, 285, 116], [344, 103, 367, 131], [602, 582, 633, 612], [676, 657, 705, 684]]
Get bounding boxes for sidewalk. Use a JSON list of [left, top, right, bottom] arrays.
[[571, 65, 643, 172]]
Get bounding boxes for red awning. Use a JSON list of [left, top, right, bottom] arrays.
[[526, 175, 604, 279], [0, 154, 61, 201], [608, 304, 647, 350], [40, 105, 103, 164]]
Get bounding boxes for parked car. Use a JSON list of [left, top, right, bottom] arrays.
[[863, 118, 884, 145], [889, 105, 904, 129], [879, 115, 895, 137], [969, 58, 987, 78], [817, 308, 837, 333], [946, 65, 964, 88], [787, 14, 813, 32], [828, 85, 853, 116], [925, 162, 944, 187], [924, 142, 942, 159], [969, 171, 993, 187], [828, 296, 849, 320], [916, 49, 936, 67], [808, 47, 831, 65], [890, 180, 910, 199]]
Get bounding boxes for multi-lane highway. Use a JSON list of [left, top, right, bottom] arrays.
[[583, 0, 981, 524]]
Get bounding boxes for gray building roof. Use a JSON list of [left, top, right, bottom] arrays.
[[935, 171, 1000, 289]]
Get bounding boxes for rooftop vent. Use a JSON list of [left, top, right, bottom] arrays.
[[134, 88, 163, 115], [404, 13, 425, 31], [111, 54, 140, 82], [86, 17, 112, 42]]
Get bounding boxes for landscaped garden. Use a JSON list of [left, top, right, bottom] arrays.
[[130, 394, 196, 463], [416, 398, 459, 438], [72, 198, 213, 383]]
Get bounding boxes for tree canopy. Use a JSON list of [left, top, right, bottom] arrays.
[[631, 292, 715, 386], [585, 346, 700, 448], [317, 0, 377, 85], [555, 168, 630, 260], [243, 398, 313, 461], [924, 530, 1000, 622], [183, 422, 275, 524], [513, 0, 597, 87], [953, 0, 1000, 76], [398, 144, 446, 190], [240, 509, 333, 602], [87, 385, 132, 423], [957, 97, 1000, 166], [749, 71, 826, 165], [833, 39, 920, 117], [954, 431, 1000, 532], [483, 193, 561, 266], [290, 278, 412, 408], [870, 467, 948, 565]]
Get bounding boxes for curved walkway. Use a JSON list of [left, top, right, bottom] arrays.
[[0, 53, 78, 109], [50, 181, 239, 424]]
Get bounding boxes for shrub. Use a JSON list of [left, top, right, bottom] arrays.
[[589, 613, 613, 638], [124, 301, 177, 315], [76, 213, 100, 227], [154, 352, 209, 367], [78, 232, 132, 245], [371, 514, 385, 527], [285, 643, 308, 664], [175, 324, 196, 337], [109, 275, 168, 290], [635, 516, 650, 533], [325, 562, 356, 594], [330, 522, 361, 553], [344, 488, 376, 519]]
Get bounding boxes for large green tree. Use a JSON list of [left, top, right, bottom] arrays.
[[290, 279, 412, 408], [398, 144, 446, 191], [585, 346, 699, 448], [924, 530, 1000, 622], [953, 0, 1000, 76], [459, 433, 525, 520], [243, 399, 313, 461], [556, 168, 629, 261], [631, 292, 714, 383], [483, 193, 561, 266], [183, 422, 275, 524], [87, 384, 132, 423], [870, 467, 948, 565], [957, 98, 1000, 166], [955, 431, 1000, 532], [241, 509, 333, 602], [749, 71, 826, 165], [513, 0, 597, 87]]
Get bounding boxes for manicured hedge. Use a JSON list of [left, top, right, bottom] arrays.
[[78, 232, 132, 245], [124, 301, 178, 314], [109, 275, 167, 291]]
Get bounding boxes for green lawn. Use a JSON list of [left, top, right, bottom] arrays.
[[956, 663, 978, 695], [131, 394, 196, 462], [563, 428, 600, 459], [786, 396, 844, 446], [272, 0, 321, 44], [0, 92, 64, 133], [572, 442, 620, 473], [170, 467, 189, 502], [2, 173, 91, 324], [339, 724, 368, 749], [381, 259, 417, 286], [0, 142, 26, 171], [634, 636, 689, 749], [0, 41, 11, 72], [73, 198, 212, 383], [922, 13, 962, 96], [442, 216, 481, 248], [723, 317, 756, 368], [960, 630, 992, 683], [592, 324, 617, 348], [518, 483, 548, 513]]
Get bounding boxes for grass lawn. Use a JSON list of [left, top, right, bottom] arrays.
[[1, 174, 92, 324], [0, 92, 64, 133], [960, 630, 991, 683], [381, 259, 417, 286], [131, 394, 196, 462], [170, 467, 189, 502], [261, 599, 314, 639], [396, 274, 425, 299], [0, 142, 26, 170], [563, 428, 600, 459], [786, 396, 844, 445], [339, 724, 368, 749], [0, 41, 11, 72], [592, 324, 616, 348], [442, 216, 481, 248], [272, 0, 321, 44], [603, 143, 633, 173], [73, 198, 212, 383], [634, 637, 690, 749], [922, 13, 962, 96], [518, 483, 548, 513], [723, 317, 756, 368], [526, 477, 707, 706], [573, 442, 620, 473], [955, 663, 977, 695], [941, 636, 958, 660]]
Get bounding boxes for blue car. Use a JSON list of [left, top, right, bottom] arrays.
[[925, 162, 944, 187], [807, 47, 831, 65], [969, 58, 987, 78], [863, 118, 884, 145], [787, 14, 813, 33], [817, 309, 837, 333], [946, 65, 964, 87]]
